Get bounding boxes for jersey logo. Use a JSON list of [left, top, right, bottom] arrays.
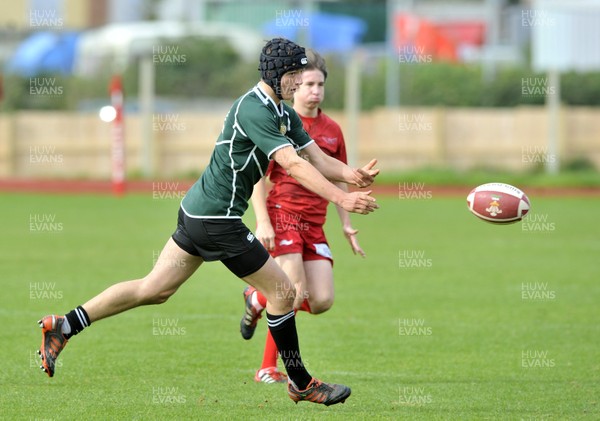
[[247, 232, 255, 243], [322, 136, 337, 145], [279, 239, 294, 246], [280, 123, 287, 135]]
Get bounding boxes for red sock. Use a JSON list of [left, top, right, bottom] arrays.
[[299, 299, 312, 313], [255, 290, 267, 308], [256, 289, 277, 369], [260, 329, 279, 369]]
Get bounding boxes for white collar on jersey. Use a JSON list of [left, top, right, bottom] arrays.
[[253, 84, 284, 117]]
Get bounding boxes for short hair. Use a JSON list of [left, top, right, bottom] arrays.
[[304, 49, 328, 81]]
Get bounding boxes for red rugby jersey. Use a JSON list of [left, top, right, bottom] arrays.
[[266, 108, 347, 225]]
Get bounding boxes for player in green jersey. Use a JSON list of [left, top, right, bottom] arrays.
[[37, 38, 379, 406]]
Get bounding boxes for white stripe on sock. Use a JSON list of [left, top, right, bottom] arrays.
[[267, 311, 295, 328], [75, 308, 88, 327]]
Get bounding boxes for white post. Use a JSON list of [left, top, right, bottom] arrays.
[[345, 49, 361, 168], [546, 69, 560, 174], [139, 55, 155, 178], [385, 0, 400, 108]]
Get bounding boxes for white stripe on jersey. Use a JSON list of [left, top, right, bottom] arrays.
[[239, 145, 258, 172], [268, 142, 294, 160], [283, 110, 292, 132], [252, 153, 264, 177], [180, 202, 242, 219], [224, 89, 257, 216], [253, 85, 284, 116], [233, 121, 247, 137], [226, 129, 238, 217]]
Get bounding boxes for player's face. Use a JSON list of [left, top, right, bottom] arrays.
[[294, 69, 325, 110], [279, 70, 303, 100]]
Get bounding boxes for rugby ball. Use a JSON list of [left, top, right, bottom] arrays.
[[466, 183, 530, 224]]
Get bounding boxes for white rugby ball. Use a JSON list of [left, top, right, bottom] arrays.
[[466, 182, 531, 224]]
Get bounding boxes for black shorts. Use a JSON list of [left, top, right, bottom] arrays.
[[171, 207, 269, 278]]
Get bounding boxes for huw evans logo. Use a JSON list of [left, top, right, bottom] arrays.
[[398, 250, 433, 268], [398, 113, 432, 131], [275, 10, 309, 26], [522, 214, 556, 233], [152, 45, 187, 64], [29, 214, 63, 233], [521, 77, 555, 97], [29, 282, 63, 300], [521, 282, 556, 301], [152, 386, 186, 404], [30, 9, 63, 27], [521, 350, 555, 368], [398, 182, 432, 199], [398, 46, 432, 63], [397, 386, 433, 405], [152, 318, 186, 336], [153, 114, 186, 131], [29, 78, 63, 96], [398, 318, 432, 336], [29, 146, 64, 164]]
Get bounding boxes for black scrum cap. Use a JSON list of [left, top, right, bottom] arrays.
[[259, 38, 308, 99]]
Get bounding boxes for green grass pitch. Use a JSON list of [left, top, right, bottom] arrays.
[[1, 191, 598, 420]]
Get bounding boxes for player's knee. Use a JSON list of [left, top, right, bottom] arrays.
[[149, 288, 176, 304], [309, 296, 333, 314], [138, 279, 177, 305]]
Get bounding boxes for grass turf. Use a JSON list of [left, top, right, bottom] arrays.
[[1, 192, 598, 420]]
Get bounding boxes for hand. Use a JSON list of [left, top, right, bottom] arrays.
[[255, 221, 275, 250], [340, 190, 379, 215], [354, 159, 380, 188], [343, 226, 366, 257]]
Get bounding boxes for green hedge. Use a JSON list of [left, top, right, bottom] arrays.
[[2, 38, 600, 111], [326, 59, 600, 110]]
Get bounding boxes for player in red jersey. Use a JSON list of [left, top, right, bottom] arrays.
[[240, 49, 367, 383]]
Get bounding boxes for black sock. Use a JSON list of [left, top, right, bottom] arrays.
[[64, 306, 91, 339], [267, 311, 312, 390]]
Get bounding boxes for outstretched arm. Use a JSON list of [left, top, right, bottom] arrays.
[[300, 142, 380, 188], [272, 146, 378, 215]]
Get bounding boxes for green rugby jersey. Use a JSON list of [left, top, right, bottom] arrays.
[[181, 84, 314, 218]]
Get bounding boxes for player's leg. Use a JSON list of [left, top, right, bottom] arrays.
[[275, 253, 309, 310], [254, 257, 333, 383], [242, 257, 350, 405], [38, 238, 203, 376], [241, 257, 308, 387], [299, 226, 334, 314], [242, 256, 294, 314], [239, 226, 304, 340], [254, 252, 305, 383], [82, 238, 203, 321], [256, 329, 287, 383], [257, 250, 334, 382], [303, 259, 334, 314]]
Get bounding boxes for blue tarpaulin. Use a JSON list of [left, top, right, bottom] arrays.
[[5, 31, 79, 76], [263, 12, 366, 54]]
